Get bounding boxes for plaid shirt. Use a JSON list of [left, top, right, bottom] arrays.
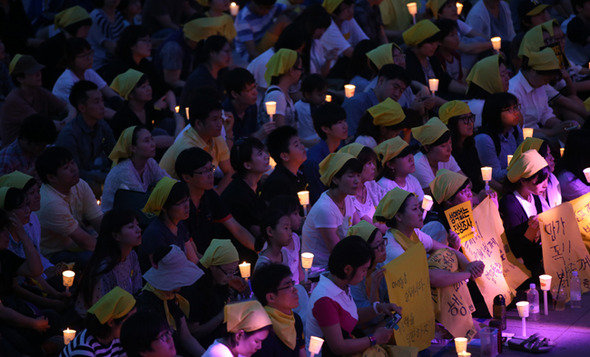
[[0, 140, 37, 178]]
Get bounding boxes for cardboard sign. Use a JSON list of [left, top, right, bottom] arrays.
[[466, 197, 530, 315], [569, 192, 590, 253], [444, 201, 475, 244], [384, 243, 434, 350], [538, 202, 590, 299]]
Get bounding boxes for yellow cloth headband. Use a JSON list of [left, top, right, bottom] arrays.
[[200, 239, 239, 268], [87, 287, 136, 324], [429, 169, 468, 204], [403, 20, 440, 47], [411, 117, 449, 146], [465, 54, 505, 95], [322, 0, 344, 14], [374, 188, 413, 222], [110, 69, 144, 100], [367, 98, 406, 127], [224, 300, 272, 333], [374, 136, 409, 165], [347, 220, 378, 242], [0, 171, 34, 190], [143, 177, 179, 216], [366, 43, 402, 70], [319, 152, 356, 187], [54, 6, 91, 30], [109, 126, 137, 165], [507, 149, 548, 183], [438, 100, 471, 125], [265, 49, 298, 85]]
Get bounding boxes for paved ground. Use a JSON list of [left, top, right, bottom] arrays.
[[428, 293, 590, 356]]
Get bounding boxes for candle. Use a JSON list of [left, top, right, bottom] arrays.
[[455, 337, 468, 354], [516, 301, 529, 318], [265, 101, 276, 116], [269, 157, 277, 170], [584, 168, 590, 183], [174, 105, 180, 113], [309, 336, 324, 356], [481, 166, 492, 182], [230, 2, 239, 16], [507, 155, 513, 166], [185, 107, 190, 120], [301, 252, 314, 269], [560, 147, 564, 157], [491, 37, 502, 52], [96, 199, 101, 206], [458, 353, 471, 357], [406, 2, 417, 15], [63, 328, 76, 345], [539, 274, 552, 291], [456, 2, 463, 14], [325, 94, 332, 102], [297, 191, 310, 206], [422, 195, 434, 211], [344, 84, 355, 98], [62, 270, 75, 289], [239, 261, 251, 279], [428, 78, 439, 94], [523, 127, 534, 139]]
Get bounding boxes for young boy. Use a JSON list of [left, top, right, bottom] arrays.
[[295, 74, 327, 148], [260, 126, 308, 204], [251, 263, 305, 357], [302, 103, 349, 204]]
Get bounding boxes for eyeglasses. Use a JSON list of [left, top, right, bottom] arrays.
[[193, 165, 216, 176], [501, 104, 521, 113], [157, 328, 174, 342], [276, 280, 297, 291], [458, 114, 475, 124], [371, 237, 388, 251], [215, 265, 238, 277]]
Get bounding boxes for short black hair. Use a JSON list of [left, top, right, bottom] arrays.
[[18, 114, 57, 144], [421, 130, 452, 154], [120, 310, 170, 357], [252, 263, 293, 305], [69, 80, 99, 108], [185, 89, 222, 126], [252, 0, 277, 6], [378, 64, 411, 87], [63, 37, 92, 68], [329, 158, 362, 189], [115, 25, 149, 60], [301, 74, 327, 94], [267, 126, 299, 165], [175, 147, 213, 181], [333, 0, 354, 15], [230, 137, 266, 178], [434, 18, 458, 40], [313, 102, 346, 140], [35, 146, 74, 183], [274, 22, 306, 52], [268, 195, 300, 216], [328, 236, 374, 280], [225, 67, 255, 99]]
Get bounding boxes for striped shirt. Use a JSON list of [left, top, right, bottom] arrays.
[[87, 8, 126, 70], [234, 3, 286, 59], [59, 329, 126, 357]]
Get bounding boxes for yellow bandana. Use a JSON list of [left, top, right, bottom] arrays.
[[322, 0, 344, 14], [200, 239, 239, 268], [347, 220, 378, 242], [391, 228, 420, 251], [366, 43, 402, 70], [54, 6, 90, 30], [109, 126, 136, 165], [527, 48, 560, 71], [8, 54, 22, 76], [506, 150, 548, 183], [110, 69, 144, 100], [265, 49, 298, 85], [367, 98, 406, 127], [403, 20, 440, 47], [411, 117, 449, 146], [374, 136, 409, 165], [319, 152, 356, 186], [87, 287, 136, 324], [438, 100, 471, 125], [374, 187, 412, 222], [0, 171, 34, 189], [425, 0, 447, 18], [518, 25, 545, 59], [264, 306, 297, 350], [183, 17, 227, 43], [143, 283, 190, 331], [429, 169, 468, 204], [465, 54, 505, 95], [225, 300, 272, 333], [507, 137, 544, 171], [338, 143, 365, 158], [143, 177, 178, 216]]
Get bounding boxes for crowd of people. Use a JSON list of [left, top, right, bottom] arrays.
[[1, 0, 590, 355]]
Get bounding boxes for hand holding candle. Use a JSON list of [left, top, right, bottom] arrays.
[[63, 328, 76, 345], [62, 270, 75, 292], [301, 252, 314, 281], [491, 37, 502, 52], [344, 84, 355, 98], [325, 94, 332, 102], [265, 101, 276, 122], [230, 2, 239, 16], [298, 190, 310, 215], [239, 261, 251, 279], [456, 2, 463, 15], [422, 195, 433, 219], [428, 78, 439, 96], [309, 336, 324, 357], [481, 166, 492, 191]]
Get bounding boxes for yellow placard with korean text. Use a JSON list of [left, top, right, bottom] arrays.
[[384, 243, 434, 351], [569, 191, 590, 253], [538, 202, 590, 300], [444, 201, 475, 244]]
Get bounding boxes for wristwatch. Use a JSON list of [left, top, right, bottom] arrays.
[[368, 335, 377, 346]]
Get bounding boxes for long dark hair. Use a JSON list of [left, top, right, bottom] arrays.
[[116, 25, 150, 61], [346, 39, 378, 82], [79, 209, 139, 308], [479, 92, 519, 156], [447, 115, 475, 152], [294, 5, 331, 73], [557, 129, 590, 185], [195, 35, 229, 65]]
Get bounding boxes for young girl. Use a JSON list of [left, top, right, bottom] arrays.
[[376, 136, 424, 202], [255, 208, 293, 270]]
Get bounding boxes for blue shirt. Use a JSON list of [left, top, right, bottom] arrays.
[[474, 126, 522, 181], [342, 89, 378, 136]]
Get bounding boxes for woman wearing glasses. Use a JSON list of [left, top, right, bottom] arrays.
[[474, 92, 523, 188], [121, 310, 177, 357]]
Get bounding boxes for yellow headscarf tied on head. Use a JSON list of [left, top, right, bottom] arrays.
[[110, 69, 144, 100], [338, 143, 365, 158], [466, 54, 505, 95], [87, 287, 136, 324], [518, 25, 545, 58], [527, 48, 560, 71], [429, 169, 469, 204], [0, 171, 34, 189], [507, 137, 544, 171], [374, 187, 413, 222], [426, 0, 448, 18], [109, 126, 137, 165], [183, 17, 226, 43], [403, 20, 440, 47], [196, 0, 208, 6], [143, 177, 179, 216], [0, 187, 10, 209], [507, 149, 548, 183], [265, 49, 298, 86], [366, 42, 403, 70], [375, 136, 409, 165], [411, 117, 449, 146], [8, 54, 22, 76], [54, 6, 91, 30], [438, 100, 471, 125], [367, 98, 406, 127], [200, 239, 239, 268], [225, 300, 272, 333], [347, 220, 379, 241], [319, 152, 356, 186], [322, 0, 344, 14]]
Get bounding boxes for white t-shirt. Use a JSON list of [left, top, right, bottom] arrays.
[[508, 71, 555, 129], [202, 340, 234, 357], [247, 48, 274, 104], [302, 192, 355, 274], [514, 190, 549, 218], [354, 135, 377, 148], [295, 100, 320, 148], [384, 228, 433, 264], [544, 173, 562, 209], [259, 85, 296, 128], [377, 175, 424, 202], [351, 181, 385, 221], [52, 68, 107, 103], [411, 152, 462, 189]]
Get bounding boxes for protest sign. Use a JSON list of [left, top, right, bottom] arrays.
[[569, 192, 590, 253], [444, 201, 475, 244]]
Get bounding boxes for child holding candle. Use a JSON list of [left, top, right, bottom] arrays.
[[254, 208, 293, 271], [376, 137, 425, 202]]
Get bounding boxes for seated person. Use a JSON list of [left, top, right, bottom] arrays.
[[566, 0, 590, 66], [120, 310, 177, 357], [376, 137, 424, 201], [142, 0, 197, 37], [196, 0, 237, 41], [302, 103, 348, 204], [202, 300, 272, 356], [254, 207, 294, 270], [56, 80, 116, 190], [102, 126, 169, 212], [354, 0, 388, 44], [110, 69, 184, 148], [135, 245, 206, 356], [60, 287, 135, 356], [36, 146, 103, 267], [354, 98, 406, 148], [296, 74, 328, 148], [86, 0, 127, 71], [260, 126, 308, 205], [465, 0, 516, 42], [0, 114, 57, 177], [557, 130, 590, 201], [159, 89, 234, 193], [433, 19, 465, 83], [251, 263, 305, 357], [302, 152, 362, 275], [1, 55, 69, 147], [139, 177, 198, 272], [175, 147, 256, 256]]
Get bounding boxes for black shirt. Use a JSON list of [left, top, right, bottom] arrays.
[[110, 102, 173, 139], [0, 250, 24, 298], [253, 313, 305, 357], [138, 218, 190, 273], [260, 164, 307, 205], [222, 98, 259, 141], [184, 190, 232, 254]]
